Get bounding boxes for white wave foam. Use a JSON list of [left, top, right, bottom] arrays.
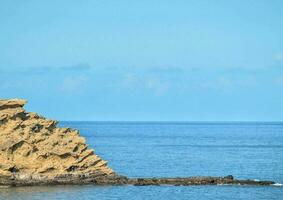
[[217, 183, 231, 186], [273, 183, 283, 187]]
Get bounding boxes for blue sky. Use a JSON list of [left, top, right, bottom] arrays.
[[1, 0, 283, 121]]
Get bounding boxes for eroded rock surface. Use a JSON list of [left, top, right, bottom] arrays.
[[0, 99, 117, 186]]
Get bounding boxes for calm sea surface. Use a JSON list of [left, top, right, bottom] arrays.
[[1, 122, 282, 199]]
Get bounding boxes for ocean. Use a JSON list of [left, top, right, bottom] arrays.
[[1, 122, 282, 199]]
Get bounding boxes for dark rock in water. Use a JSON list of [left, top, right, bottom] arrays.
[[224, 175, 234, 180], [0, 174, 275, 187], [127, 177, 274, 186], [0, 99, 276, 187]]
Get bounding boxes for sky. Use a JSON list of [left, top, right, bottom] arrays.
[[0, 0, 283, 121]]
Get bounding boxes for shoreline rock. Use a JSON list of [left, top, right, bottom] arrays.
[[0, 99, 115, 186], [0, 99, 276, 187], [0, 174, 275, 187]]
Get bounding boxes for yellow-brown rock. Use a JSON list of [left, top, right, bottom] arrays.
[[0, 99, 115, 185]]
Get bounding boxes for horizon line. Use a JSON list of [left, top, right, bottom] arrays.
[[58, 120, 283, 123]]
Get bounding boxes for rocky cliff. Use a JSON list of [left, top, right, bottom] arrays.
[[0, 99, 120, 186]]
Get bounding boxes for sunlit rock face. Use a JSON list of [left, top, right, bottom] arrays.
[[0, 99, 114, 185]]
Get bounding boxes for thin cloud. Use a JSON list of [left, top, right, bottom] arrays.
[[32, 63, 92, 73], [274, 52, 283, 61], [199, 76, 258, 91], [275, 75, 283, 85], [122, 73, 168, 95], [147, 66, 185, 74], [0, 63, 92, 74], [145, 78, 168, 95], [59, 75, 88, 93]]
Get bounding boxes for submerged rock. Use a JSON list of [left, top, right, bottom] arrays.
[[0, 99, 276, 187]]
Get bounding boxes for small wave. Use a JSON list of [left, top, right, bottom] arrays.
[[253, 179, 260, 182], [217, 183, 231, 186], [273, 183, 283, 187]]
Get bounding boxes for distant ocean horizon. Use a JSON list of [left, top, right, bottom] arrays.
[[59, 120, 283, 124], [1, 121, 283, 199]]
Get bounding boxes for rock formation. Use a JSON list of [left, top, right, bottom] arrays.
[[0, 98, 276, 187], [0, 99, 120, 186]]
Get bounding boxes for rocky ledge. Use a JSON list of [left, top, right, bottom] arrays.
[[0, 99, 276, 187]]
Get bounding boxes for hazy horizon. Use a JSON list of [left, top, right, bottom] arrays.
[[58, 120, 283, 123]]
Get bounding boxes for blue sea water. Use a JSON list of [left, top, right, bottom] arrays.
[[1, 122, 283, 200]]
